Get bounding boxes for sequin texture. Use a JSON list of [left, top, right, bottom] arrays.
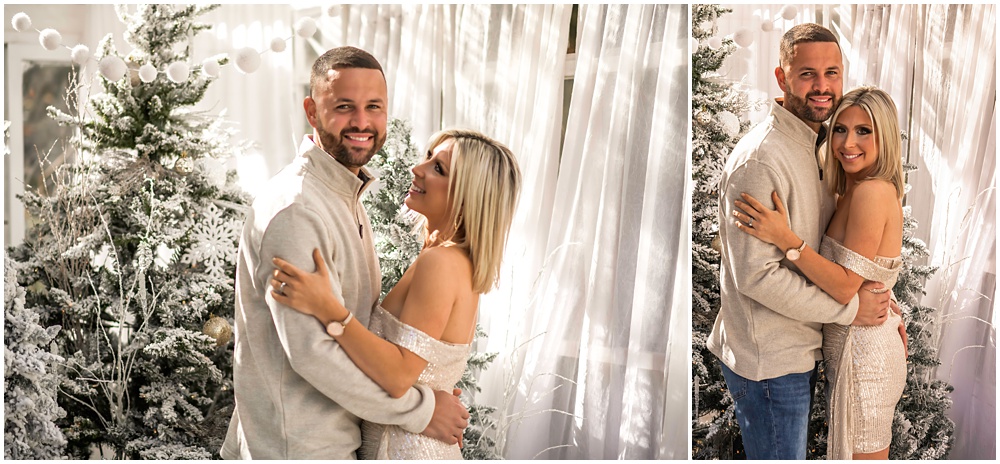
[[357, 305, 471, 459], [820, 236, 906, 459]]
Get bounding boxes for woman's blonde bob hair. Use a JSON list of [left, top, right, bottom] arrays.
[[825, 86, 905, 199], [418, 129, 521, 294]]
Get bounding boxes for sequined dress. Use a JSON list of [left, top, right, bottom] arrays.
[[357, 305, 471, 460], [820, 236, 906, 459]]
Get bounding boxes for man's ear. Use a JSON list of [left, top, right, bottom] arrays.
[[303, 96, 318, 129], [774, 66, 788, 93]]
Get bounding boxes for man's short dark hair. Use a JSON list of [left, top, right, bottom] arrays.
[[310, 46, 385, 96], [779, 23, 840, 68]]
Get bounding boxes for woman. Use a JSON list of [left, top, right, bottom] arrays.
[[731, 87, 906, 460], [269, 129, 521, 459]]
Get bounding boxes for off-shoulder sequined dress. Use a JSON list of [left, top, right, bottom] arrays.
[[357, 305, 471, 460], [820, 236, 906, 460]]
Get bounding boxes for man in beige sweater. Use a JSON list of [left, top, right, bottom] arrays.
[[707, 24, 892, 460], [221, 47, 468, 459]]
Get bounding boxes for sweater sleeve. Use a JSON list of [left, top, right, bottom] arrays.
[[253, 204, 435, 434], [721, 159, 858, 325]]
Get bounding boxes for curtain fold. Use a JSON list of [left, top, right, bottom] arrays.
[[498, 5, 688, 459], [718, 4, 996, 459], [194, 4, 297, 196]]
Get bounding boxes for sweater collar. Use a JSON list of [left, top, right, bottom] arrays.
[[298, 135, 375, 200], [768, 99, 821, 150]]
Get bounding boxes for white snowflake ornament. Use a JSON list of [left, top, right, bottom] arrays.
[[181, 204, 241, 280], [11, 12, 31, 32], [39, 29, 62, 51]]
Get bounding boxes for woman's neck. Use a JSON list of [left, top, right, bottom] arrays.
[[424, 223, 459, 248]]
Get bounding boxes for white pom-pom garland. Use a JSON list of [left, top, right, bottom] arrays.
[[39, 29, 62, 51], [733, 29, 754, 48], [167, 61, 190, 83], [11, 12, 32, 32], [326, 5, 341, 17], [270, 37, 287, 53], [761, 20, 775, 32], [99, 55, 127, 81], [71, 44, 91, 65], [138, 63, 158, 83], [780, 5, 799, 20], [202, 58, 221, 77], [707, 36, 722, 50], [294, 17, 317, 38], [234, 47, 261, 74], [716, 111, 741, 138]]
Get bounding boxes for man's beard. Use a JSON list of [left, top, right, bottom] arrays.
[[316, 124, 385, 170], [784, 90, 839, 123]]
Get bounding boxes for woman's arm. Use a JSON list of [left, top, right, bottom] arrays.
[[734, 182, 893, 304], [271, 248, 460, 398]]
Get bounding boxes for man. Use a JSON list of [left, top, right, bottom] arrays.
[[707, 24, 894, 460], [221, 46, 468, 459]]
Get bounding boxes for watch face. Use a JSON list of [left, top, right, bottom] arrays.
[[786, 249, 801, 261], [326, 322, 345, 337]]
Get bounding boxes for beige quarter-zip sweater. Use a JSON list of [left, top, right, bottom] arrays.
[[707, 100, 859, 382], [221, 136, 434, 459]]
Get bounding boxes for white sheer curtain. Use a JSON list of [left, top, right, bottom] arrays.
[[496, 5, 688, 459], [718, 4, 996, 459], [195, 4, 297, 196], [303, 4, 688, 459]]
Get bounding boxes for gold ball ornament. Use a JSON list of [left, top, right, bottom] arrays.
[[174, 156, 194, 174], [711, 233, 722, 252], [203, 315, 233, 347]]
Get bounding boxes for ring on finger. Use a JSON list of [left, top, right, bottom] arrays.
[[279, 281, 287, 294], [747, 217, 754, 228]]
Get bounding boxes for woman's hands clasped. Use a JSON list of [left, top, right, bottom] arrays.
[[733, 191, 799, 251], [271, 248, 348, 324]]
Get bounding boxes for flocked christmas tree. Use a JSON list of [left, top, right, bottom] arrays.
[[690, 4, 752, 459], [690, 4, 954, 460], [362, 118, 500, 459], [5, 117, 67, 460], [7, 4, 248, 459]]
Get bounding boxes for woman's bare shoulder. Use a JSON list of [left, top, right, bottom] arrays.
[[412, 246, 473, 286]]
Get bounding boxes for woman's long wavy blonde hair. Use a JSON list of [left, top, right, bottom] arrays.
[[418, 129, 521, 294]]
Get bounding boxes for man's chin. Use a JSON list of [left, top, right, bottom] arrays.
[[806, 108, 834, 123]]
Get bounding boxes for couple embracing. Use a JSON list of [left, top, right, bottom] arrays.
[[220, 47, 521, 459], [709, 24, 909, 460]]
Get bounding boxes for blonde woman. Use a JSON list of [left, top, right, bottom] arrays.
[[269, 129, 521, 459], [732, 87, 906, 460]]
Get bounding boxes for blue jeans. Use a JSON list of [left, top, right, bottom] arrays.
[[719, 361, 818, 460]]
